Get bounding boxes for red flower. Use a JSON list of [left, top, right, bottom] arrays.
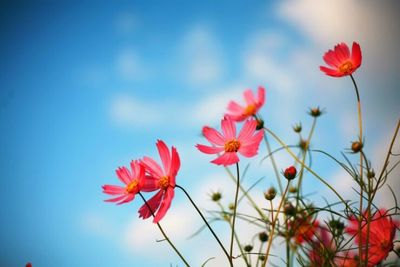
[[284, 166, 297, 180], [290, 217, 319, 244], [196, 117, 264, 166], [26, 263, 32, 267], [335, 252, 358, 267], [139, 140, 180, 223], [225, 86, 265, 121], [345, 209, 398, 266], [320, 42, 362, 77], [102, 160, 158, 205]]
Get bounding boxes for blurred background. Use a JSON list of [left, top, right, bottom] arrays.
[[1, 1, 399, 266]]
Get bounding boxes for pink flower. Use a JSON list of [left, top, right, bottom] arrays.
[[102, 160, 158, 205], [225, 86, 265, 121], [320, 42, 362, 77], [196, 117, 264, 166], [139, 140, 180, 223], [345, 209, 398, 266]]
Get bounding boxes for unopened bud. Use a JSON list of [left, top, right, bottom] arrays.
[[299, 139, 309, 151], [289, 186, 297, 193], [308, 107, 323, 117], [243, 244, 253, 252], [211, 191, 222, 202], [256, 118, 264, 130], [293, 122, 302, 133], [351, 141, 363, 153], [228, 203, 235, 210], [284, 202, 296, 216], [264, 187, 277, 200], [258, 232, 269, 242], [284, 166, 297, 180]]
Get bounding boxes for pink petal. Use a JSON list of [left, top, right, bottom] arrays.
[[196, 144, 224, 154], [138, 190, 163, 219], [319, 66, 343, 77], [238, 119, 257, 141], [243, 89, 255, 105], [153, 188, 175, 223], [351, 42, 362, 68], [116, 167, 132, 185], [257, 86, 265, 106], [156, 140, 171, 175], [226, 101, 245, 113], [169, 146, 180, 185], [104, 194, 127, 203], [202, 126, 225, 145], [130, 160, 141, 179], [211, 152, 239, 166], [140, 175, 159, 192], [117, 193, 135, 205], [225, 113, 247, 122], [238, 144, 259, 157], [221, 117, 236, 139], [240, 126, 264, 145], [102, 185, 126, 195], [142, 156, 164, 178]]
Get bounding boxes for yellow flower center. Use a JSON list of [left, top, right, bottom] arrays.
[[224, 139, 241, 152], [339, 61, 354, 74], [126, 180, 139, 194], [159, 176, 170, 189], [244, 104, 257, 116]]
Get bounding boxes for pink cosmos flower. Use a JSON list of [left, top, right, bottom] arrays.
[[139, 140, 180, 223], [225, 86, 265, 121], [196, 117, 264, 166], [320, 42, 362, 77], [102, 160, 158, 205], [345, 209, 398, 266]]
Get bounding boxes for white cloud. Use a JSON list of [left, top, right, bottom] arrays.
[[116, 49, 147, 81], [109, 94, 161, 128], [79, 212, 113, 238], [179, 24, 224, 85]]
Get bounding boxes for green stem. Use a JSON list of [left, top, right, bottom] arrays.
[[138, 193, 190, 267], [175, 185, 232, 267], [230, 163, 241, 263], [263, 131, 284, 195]]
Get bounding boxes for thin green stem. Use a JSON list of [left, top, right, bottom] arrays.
[[230, 163, 241, 262], [175, 185, 232, 267], [263, 131, 284, 195], [138, 193, 190, 267]]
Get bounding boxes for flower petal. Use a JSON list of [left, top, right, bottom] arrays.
[[117, 193, 135, 205], [138, 190, 163, 219], [140, 175, 159, 192], [196, 144, 224, 154], [156, 140, 171, 175], [320, 66, 344, 77], [202, 126, 225, 145], [323, 50, 341, 68], [243, 89, 255, 105], [116, 167, 132, 185], [351, 42, 362, 68], [211, 152, 239, 166], [102, 185, 126, 195], [104, 194, 127, 203], [169, 146, 180, 181], [226, 100, 245, 113], [257, 86, 265, 106], [142, 156, 164, 178], [153, 188, 175, 223], [238, 119, 257, 141], [221, 118, 236, 139]]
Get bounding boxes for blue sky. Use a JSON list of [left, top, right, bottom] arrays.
[[1, 1, 399, 266]]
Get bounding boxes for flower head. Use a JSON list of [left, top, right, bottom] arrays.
[[102, 160, 158, 205], [320, 42, 362, 77], [290, 216, 319, 244], [345, 209, 398, 266], [196, 117, 264, 166], [225, 86, 265, 121], [139, 140, 180, 223]]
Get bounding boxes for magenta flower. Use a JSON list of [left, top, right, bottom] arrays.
[[225, 86, 265, 121], [139, 140, 180, 223], [102, 160, 158, 205], [196, 117, 264, 166]]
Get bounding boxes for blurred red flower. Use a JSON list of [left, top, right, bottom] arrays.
[[320, 42, 362, 77], [225, 86, 265, 121]]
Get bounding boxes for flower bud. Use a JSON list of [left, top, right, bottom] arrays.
[[284, 166, 297, 180], [258, 232, 269, 242], [211, 191, 222, 202], [259, 255, 266, 261], [308, 107, 323, 117], [264, 187, 277, 200], [299, 139, 309, 151], [243, 244, 253, 252], [289, 186, 297, 193], [284, 202, 296, 216], [351, 141, 363, 153], [293, 122, 302, 133], [228, 203, 235, 210], [367, 169, 375, 179]]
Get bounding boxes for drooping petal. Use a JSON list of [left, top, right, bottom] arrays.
[[102, 185, 126, 195], [116, 167, 132, 185], [104, 194, 128, 203], [117, 193, 135, 205], [211, 152, 239, 166], [196, 144, 224, 154], [221, 118, 236, 139], [351, 42, 362, 68], [142, 156, 164, 178], [243, 89, 256, 105], [202, 126, 226, 145], [320, 66, 343, 77], [153, 188, 175, 223], [237, 119, 257, 141], [138, 190, 164, 219]]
